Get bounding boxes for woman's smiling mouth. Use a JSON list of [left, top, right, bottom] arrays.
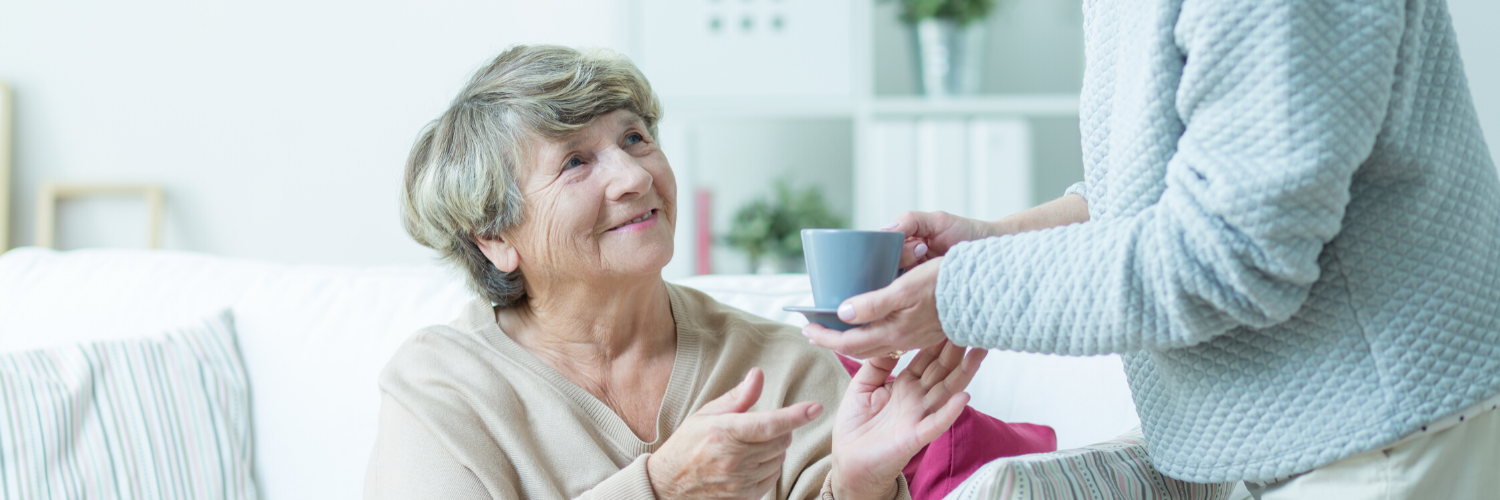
[[608, 208, 658, 232]]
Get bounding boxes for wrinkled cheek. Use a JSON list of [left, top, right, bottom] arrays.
[[656, 171, 679, 228], [518, 201, 591, 280]]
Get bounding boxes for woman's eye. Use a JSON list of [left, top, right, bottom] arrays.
[[625, 133, 643, 145], [564, 156, 584, 170]]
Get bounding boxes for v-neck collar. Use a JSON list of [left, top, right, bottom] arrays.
[[463, 283, 702, 459]]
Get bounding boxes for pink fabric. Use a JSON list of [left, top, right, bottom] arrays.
[[836, 354, 1057, 500]]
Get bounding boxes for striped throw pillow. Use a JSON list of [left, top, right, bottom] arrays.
[[943, 428, 1235, 500], [0, 310, 256, 500]]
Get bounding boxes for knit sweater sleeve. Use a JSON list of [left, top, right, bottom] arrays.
[[937, 0, 1402, 354]]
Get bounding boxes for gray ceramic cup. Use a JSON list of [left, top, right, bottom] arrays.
[[801, 229, 904, 309]]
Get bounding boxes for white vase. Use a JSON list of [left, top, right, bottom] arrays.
[[912, 18, 987, 97]]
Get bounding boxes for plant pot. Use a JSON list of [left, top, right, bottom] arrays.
[[910, 18, 987, 97]]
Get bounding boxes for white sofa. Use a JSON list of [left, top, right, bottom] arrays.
[[0, 247, 1155, 500]]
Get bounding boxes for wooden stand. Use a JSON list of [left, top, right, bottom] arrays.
[[0, 82, 12, 251], [35, 183, 165, 249]]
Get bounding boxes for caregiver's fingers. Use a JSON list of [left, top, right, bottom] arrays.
[[887, 210, 959, 242], [803, 322, 900, 360], [900, 238, 930, 269], [842, 257, 944, 328], [836, 283, 914, 326]]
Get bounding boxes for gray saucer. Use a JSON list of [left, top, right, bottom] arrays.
[[784, 305, 861, 331]]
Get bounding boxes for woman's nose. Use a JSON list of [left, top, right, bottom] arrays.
[[600, 148, 653, 202]]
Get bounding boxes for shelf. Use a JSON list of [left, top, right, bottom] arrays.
[[658, 94, 1081, 121], [870, 94, 1080, 117], [661, 96, 855, 120]]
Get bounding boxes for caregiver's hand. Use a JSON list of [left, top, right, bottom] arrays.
[[887, 211, 1003, 269], [804, 257, 946, 359], [830, 341, 986, 499], [647, 367, 822, 500], [890, 194, 1090, 268]]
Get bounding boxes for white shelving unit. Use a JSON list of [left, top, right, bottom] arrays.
[[635, 0, 1083, 276], [869, 95, 1080, 117]]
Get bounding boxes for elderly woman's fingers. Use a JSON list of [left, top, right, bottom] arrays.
[[921, 348, 987, 409], [901, 341, 948, 381], [748, 465, 784, 500], [696, 368, 764, 417], [749, 451, 786, 480], [726, 401, 822, 443], [849, 355, 900, 389], [919, 342, 966, 389], [743, 433, 794, 464], [940, 348, 987, 396], [915, 392, 972, 446]]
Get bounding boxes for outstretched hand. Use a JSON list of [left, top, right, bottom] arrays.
[[830, 341, 987, 499], [648, 368, 822, 500], [803, 257, 947, 359]]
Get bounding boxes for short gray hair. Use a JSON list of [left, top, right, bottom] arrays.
[[400, 45, 661, 307]]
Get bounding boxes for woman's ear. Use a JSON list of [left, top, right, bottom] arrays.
[[474, 236, 521, 273]]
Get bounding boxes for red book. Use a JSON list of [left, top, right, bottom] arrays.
[[695, 189, 712, 275]]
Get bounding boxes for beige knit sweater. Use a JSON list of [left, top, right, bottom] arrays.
[[364, 283, 910, 499]]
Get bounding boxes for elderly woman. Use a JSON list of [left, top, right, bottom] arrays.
[[363, 45, 990, 500]]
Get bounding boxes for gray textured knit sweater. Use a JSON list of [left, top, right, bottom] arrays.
[[936, 0, 1500, 484]]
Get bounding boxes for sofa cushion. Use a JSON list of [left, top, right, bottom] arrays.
[[0, 310, 256, 499], [943, 428, 1235, 500], [228, 264, 472, 500], [0, 248, 276, 353]]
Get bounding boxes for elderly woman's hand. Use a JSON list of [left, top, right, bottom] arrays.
[[804, 257, 947, 359], [647, 368, 822, 500], [831, 341, 985, 499]]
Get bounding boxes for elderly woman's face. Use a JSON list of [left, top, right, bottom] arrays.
[[495, 109, 676, 286]]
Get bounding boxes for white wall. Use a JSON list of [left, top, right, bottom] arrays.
[[3, 0, 1496, 268], [1450, 0, 1500, 168], [0, 1, 628, 265]]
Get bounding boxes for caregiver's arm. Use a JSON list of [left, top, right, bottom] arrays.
[[935, 0, 1402, 354], [890, 194, 1090, 270], [819, 0, 1402, 356], [993, 193, 1091, 239]]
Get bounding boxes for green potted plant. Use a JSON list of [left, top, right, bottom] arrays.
[[723, 179, 844, 274], [890, 0, 997, 96]]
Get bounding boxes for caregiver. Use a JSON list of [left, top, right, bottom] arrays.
[[804, 0, 1500, 498]]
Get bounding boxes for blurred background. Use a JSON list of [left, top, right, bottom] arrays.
[[0, 0, 1495, 279]]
